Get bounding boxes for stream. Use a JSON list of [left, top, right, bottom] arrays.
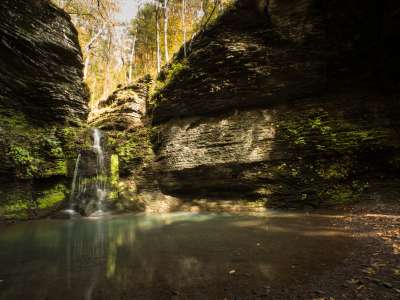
[[0, 212, 358, 300]]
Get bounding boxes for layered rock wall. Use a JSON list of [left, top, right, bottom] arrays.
[[0, 0, 89, 220], [152, 0, 400, 206], [0, 0, 89, 123], [89, 77, 151, 130]]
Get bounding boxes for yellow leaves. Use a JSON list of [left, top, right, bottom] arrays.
[[362, 267, 376, 275], [347, 278, 362, 285], [371, 262, 386, 268]]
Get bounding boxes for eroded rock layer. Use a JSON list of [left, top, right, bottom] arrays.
[[152, 0, 400, 206], [0, 0, 89, 123], [89, 76, 152, 130], [0, 0, 89, 220]]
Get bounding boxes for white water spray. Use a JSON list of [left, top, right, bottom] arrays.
[[69, 153, 81, 203], [93, 128, 104, 172], [92, 128, 107, 214], [64, 153, 81, 215]]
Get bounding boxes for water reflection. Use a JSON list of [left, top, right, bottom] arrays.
[[0, 212, 356, 300]]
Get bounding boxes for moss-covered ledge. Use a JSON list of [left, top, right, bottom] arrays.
[[0, 108, 92, 220]]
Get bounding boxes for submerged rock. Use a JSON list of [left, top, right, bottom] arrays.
[[53, 209, 81, 220], [151, 0, 400, 207]]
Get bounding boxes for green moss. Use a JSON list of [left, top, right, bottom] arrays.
[[268, 106, 394, 206], [316, 159, 351, 180], [37, 184, 66, 209], [42, 160, 68, 177], [320, 181, 368, 205], [108, 127, 153, 176], [1, 109, 87, 179], [0, 107, 29, 131], [0, 107, 89, 219], [8, 145, 38, 179], [0, 182, 68, 220], [0, 200, 30, 219], [110, 154, 119, 186], [322, 186, 355, 205], [164, 60, 190, 83], [150, 59, 190, 108]]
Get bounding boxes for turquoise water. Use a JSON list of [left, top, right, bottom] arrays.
[[0, 212, 355, 299]]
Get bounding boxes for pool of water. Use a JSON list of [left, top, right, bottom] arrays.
[[0, 212, 356, 299]]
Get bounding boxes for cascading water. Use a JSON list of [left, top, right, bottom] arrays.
[[69, 153, 81, 206], [62, 153, 81, 216], [92, 128, 107, 215], [63, 128, 109, 217], [93, 128, 104, 171]]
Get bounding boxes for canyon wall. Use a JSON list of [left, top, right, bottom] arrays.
[[151, 0, 400, 207], [89, 76, 159, 211], [0, 0, 89, 219]]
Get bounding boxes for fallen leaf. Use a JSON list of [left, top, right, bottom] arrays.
[[371, 262, 386, 268], [382, 282, 393, 289], [347, 278, 362, 285], [362, 268, 376, 275], [356, 284, 365, 290]]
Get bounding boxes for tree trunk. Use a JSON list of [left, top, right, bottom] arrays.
[[182, 0, 187, 57], [156, 5, 161, 73], [91, 78, 97, 109], [83, 55, 91, 80], [163, 0, 169, 63], [102, 28, 112, 100], [83, 26, 104, 80], [103, 61, 110, 99], [128, 36, 137, 83]]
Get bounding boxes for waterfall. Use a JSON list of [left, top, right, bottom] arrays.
[[92, 128, 106, 214], [62, 129, 109, 217], [93, 128, 104, 172], [64, 153, 81, 214]]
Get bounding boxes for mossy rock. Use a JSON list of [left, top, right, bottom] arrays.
[[0, 180, 68, 221]]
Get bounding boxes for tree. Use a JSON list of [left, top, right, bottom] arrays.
[[83, 25, 105, 80], [53, 0, 233, 106], [180, 0, 187, 57], [155, 1, 162, 73], [163, 0, 169, 63]]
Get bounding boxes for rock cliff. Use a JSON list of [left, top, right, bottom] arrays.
[[152, 0, 400, 207], [0, 0, 89, 220], [88, 76, 158, 211], [89, 77, 151, 131]]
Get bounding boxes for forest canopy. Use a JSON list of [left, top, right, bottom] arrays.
[[52, 0, 233, 108]]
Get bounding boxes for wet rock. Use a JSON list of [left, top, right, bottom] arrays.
[[53, 209, 81, 220]]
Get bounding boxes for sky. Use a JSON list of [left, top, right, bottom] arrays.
[[116, 0, 146, 22]]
